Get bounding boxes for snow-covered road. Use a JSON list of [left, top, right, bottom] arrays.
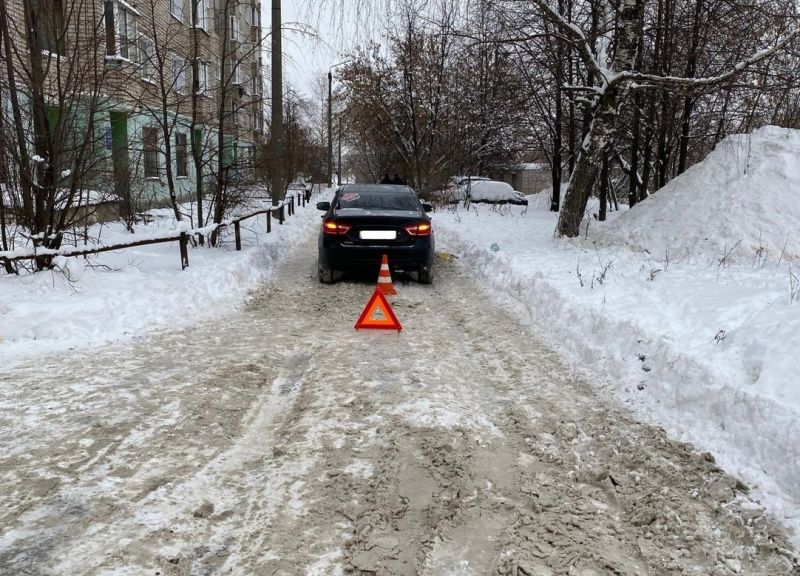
[[1, 236, 797, 575]]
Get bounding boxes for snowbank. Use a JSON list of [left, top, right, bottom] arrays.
[[0, 190, 330, 365], [596, 126, 800, 262], [434, 133, 800, 545]]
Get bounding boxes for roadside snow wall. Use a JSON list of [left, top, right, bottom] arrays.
[[597, 125, 800, 263]]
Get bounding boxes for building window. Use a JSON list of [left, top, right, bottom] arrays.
[[143, 127, 159, 178], [170, 0, 183, 21], [216, 57, 222, 82], [104, 0, 138, 60], [34, 0, 65, 55], [139, 36, 155, 81], [172, 56, 186, 93], [251, 75, 259, 95], [103, 2, 115, 56], [229, 15, 241, 42], [195, 60, 209, 94], [230, 55, 241, 85], [175, 133, 188, 177], [250, 4, 259, 28], [193, 0, 209, 29]]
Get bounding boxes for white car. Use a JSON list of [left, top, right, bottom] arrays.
[[451, 179, 528, 205], [450, 175, 491, 187]]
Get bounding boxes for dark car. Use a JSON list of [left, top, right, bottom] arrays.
[[316, 184, 435, 284]]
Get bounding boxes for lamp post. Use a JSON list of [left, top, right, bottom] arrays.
[[337, 116, 342, 185], [327, 60, 349, 187], [270, 0, 283, 205]]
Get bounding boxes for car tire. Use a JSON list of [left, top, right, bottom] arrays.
[[418, 266, 434, 285], [318, 262, 335, 284]]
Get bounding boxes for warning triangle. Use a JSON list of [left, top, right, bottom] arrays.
[[354, 288, 403, 331]]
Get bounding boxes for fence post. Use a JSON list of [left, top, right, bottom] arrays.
[[234, 221, 241, 250], [290, 195, 295, 216], [267, 209, 271, 233], [179, 233, 189, 269], [279, 204, 285, 224]]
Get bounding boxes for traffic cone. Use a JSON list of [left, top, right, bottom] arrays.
[[377, 254, 397, 295]]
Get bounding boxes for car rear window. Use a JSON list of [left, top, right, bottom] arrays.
[[337, 191, 419, 211]]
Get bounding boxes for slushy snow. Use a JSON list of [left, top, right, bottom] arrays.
[[434, 126, 800, 545], [1, 128, 798, 547]]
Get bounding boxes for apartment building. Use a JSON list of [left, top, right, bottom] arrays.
[[0, 0, 264, 215]]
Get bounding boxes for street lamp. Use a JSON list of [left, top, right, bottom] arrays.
[[270, 0, 283, 205], [328, 60, 349, 187]]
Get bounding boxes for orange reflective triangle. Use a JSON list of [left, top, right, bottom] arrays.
[[354, 288, 402, 331]]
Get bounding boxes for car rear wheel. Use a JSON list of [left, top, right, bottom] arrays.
[[318, 261, 335, 284], [418, 266, 434, 285]]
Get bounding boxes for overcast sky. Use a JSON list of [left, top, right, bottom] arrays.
[[261, 0, 361, 96], [261, 0, 393, 97]]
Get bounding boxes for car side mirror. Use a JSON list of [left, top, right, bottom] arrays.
[[316, 201, 331, 211], [422, 203, 433, 213]]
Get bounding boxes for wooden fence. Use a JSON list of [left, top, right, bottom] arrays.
[[0, 190, 315, 272]]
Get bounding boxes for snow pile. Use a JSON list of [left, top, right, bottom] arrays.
[[0, 189, 330, 365], [528, 184, 568, 210], [433, 141, 800, 545], [597, 126, 800, 262]]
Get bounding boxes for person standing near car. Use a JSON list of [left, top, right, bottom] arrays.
[[391, 173, 406, 185], [380, 172, 392, 184]]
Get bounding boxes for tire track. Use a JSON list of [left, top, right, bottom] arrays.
[[0, 232, 797, 575]]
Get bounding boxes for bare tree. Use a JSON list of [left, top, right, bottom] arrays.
[[0, 0, 118, 269]]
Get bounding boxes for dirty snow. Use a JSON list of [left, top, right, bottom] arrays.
[[0, 192, 324, 366], [433, 126, 800, 546], [1, 239, 796, 575], [0, 127, 798, 572]]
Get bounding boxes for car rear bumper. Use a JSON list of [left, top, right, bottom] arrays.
[[319, 236, 434, 271]]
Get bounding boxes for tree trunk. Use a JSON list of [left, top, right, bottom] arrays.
[[556, 0, 645, 237], [628, 34, 644, 207], [566, 0, 576, 175], [599, 155, 608, 221], [677, 0, 703, 174], [551, 10, 564, 212], [656, 0, 674, 189], [189, 11, 204, 244], [639, 120, 653, 202]]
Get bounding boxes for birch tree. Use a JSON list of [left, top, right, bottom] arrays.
[[525, 0, 800, 237]]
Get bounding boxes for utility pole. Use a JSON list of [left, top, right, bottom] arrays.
[[327, 60, 349, 188], [337, 116, 342, 185], [270, 0, 283, 205], [327, 69, 333, 187]]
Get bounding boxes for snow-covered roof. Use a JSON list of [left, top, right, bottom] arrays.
[[512, 162, 548, 171]]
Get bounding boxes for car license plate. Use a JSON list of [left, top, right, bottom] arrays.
[[360, 230, 396, 240]]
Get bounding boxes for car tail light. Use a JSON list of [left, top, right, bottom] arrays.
[[322, 219, 351, 235], [404, 222, 432, 236]]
